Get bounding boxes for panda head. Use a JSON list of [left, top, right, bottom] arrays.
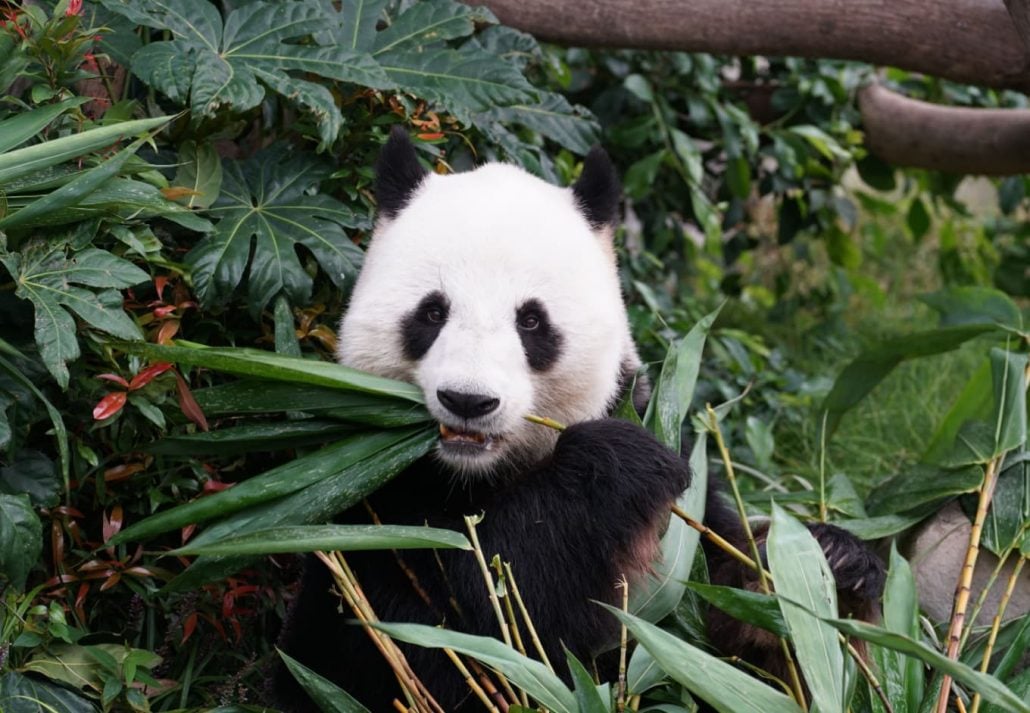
[[337, 128, 641, 477]]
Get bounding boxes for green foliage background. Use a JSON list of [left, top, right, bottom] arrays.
[[0, 1, 1026, 711]]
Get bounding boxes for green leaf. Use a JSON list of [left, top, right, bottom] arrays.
[[0, 450, 60, 508], [186, 144, 365, 314], [192, 380, 429, 426], [767, 503, 844, 713], [0, 494, 42, 592], [920, 287, 1023, 330], [0, 115, 169, 186], [604, 605, 805, 713], [146, 420, 355, 456], [106, 0, 391, 146], [906, 197, 931, 241], [23, 643, 160, 694], [0, 98, 89, 153], [684, 582, 788, 638], [835, 511, 933, 540], [371, 623, 577, 713], [1, 246, 146, 387], [871, 544, 922, 713], [372, 0, 495, 54], [173, 140, 222, 209], [865, 464, 983, 516], [923, 357, 993, 464], [629, 432, 706, 622], [171, 523, 470, 556], [825, 618, 1030, 713], [822, 324, 1000, 434], [121, 342, 424, 402], [278, 650, 371, 713], [476, 93, 600, 155], [626, 645, 666, 696], [981, 451, 1030, 556], [644, 305, 722, 453], [0, 671, 97, 713], [164, 426, 435, 590], [725, 155, 751, 199], [111, 427, 422, 545], [335, 0, 388, 52], [855, 155, 895, 191]]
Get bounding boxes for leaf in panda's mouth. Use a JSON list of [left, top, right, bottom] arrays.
[[438, 423, 497, 449]]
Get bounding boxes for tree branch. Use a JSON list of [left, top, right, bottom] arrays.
[[467, 0, 1030, 92], [858, 83, 1030, 175]]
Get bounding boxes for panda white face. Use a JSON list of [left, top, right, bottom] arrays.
[[337, 131, 640, 477]]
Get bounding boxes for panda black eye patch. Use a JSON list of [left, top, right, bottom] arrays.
[[401, 291, 449, 360], [516, 299, 562, 371]]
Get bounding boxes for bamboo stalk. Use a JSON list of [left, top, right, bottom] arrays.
[[504, 561, 555, 673], [491, 559, 530, 708], [671, 504, 764, 573], [524, 414, 567, 431], [969, 555, 1026, 713], [444, 648, 502, 713], [617, 576, 629, 713]]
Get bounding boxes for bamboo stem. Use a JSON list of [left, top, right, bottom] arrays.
[[969, 555, 1026, 713], [935, 458, 1001, 713], [524, 414, 567, 431], [504, 562, 555, 673], [444, 649, 502, 713], [617, 576, 629, 713], [671, 504, 765, 574], [846, 639, 894, 713], [957, 548, 1012, 653], [491, 558, 530, 708]]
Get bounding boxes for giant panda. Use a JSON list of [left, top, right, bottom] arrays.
[[273, 128, 885, 712]]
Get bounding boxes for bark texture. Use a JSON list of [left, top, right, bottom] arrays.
[[859, 83, 1030, 174], [467, 0, 1030, 93]]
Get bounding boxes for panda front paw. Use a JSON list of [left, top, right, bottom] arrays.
[[552, 418, 691, 500]]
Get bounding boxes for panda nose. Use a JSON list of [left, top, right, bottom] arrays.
[[437, 389, 500, 419]]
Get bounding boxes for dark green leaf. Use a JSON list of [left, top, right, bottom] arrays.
[[0, 494, 43, 591], [371, 623, 577, 713], [372, 0, 495, 54], [278, 650, 371, 713], [146, 420, 356, 456], [566, 650, 610, 713], [920, 287, 1023, 330], [866, 464, 982, 516], [872, 543, 922, 713], [981, 451, 1029, 556], [924, 357, 993, 464], [725, 155, 751, 199], [0, 671, 97, 713], [0, 98, 89, 153], [477, 93, 600, 155], [823, 324, 1000, 434], [173, 140, 222, 209], [171, 523, 469, 556], [856, 154, 895, 192], [684, 583, 788, 638], [604, 605, 804, 713], [186, 145, 364, 314], [626, 645, 666, 696], [0, 450, 60, 508], [906, 197, 931, 241], [335, 0, 388, 52]]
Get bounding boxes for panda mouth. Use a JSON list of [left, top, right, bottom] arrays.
[[438, 423, 498, 451]]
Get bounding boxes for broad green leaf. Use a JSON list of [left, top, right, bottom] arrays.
[[173, 140, 222, 209], [147, 420, 356, 456], [23, 644, 160, 694], [0, 98, 89, 153], [920, 287, 1023, 331], [870, 544, 922, 713], [992, 614, 1030, 682], [0, 450, 60, 508], [335, 0, 388, 52], [165, 426, 435, 590], [0, 494, 42, 591], [626, 645, 666, 696], [604, 606, 805, 713], [1, 246, 146, 387], [0, 671, 96, 713], [767, 503, 844, 713], [111, 427, 422, 545], [476, 93, 600, 155], [171, 523, 470, 556], [684, 583, 788, 638], [984, 670, 1030, 713], [644, 305, 722, 453], [823, 324, 1000, 434], [981, 451, 1030, 556], [825, 618, 1030, 713], [372, 0, 495, 54], [629, 432, 706, 622], [123, 342, 424, 402], [278, 650, 371, 713], [377, 48, 537, 121], [865, 464, 982, 516], [186, 145, 365, 314], [836, 511, 932, 540], [906, 197, 931, 241], [566, 650, 610, 713], [0, 115, 169, 186], [371, 623, 577, 713], [193, 380, 429, 426], [104, 0, 391, 146], [0, 137, 153, 230], [924, 357, 993, 464]]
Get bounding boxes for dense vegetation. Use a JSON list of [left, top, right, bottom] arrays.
[[0, 1, 1026, 712]]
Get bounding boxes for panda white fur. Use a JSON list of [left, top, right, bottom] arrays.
[[273, 128, 884, 711]]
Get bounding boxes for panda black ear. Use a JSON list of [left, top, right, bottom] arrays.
[[375, 126, 428, 218], [572, 146, 621, 231]]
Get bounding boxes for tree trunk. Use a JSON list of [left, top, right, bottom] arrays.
[[467, 0, 1030, 93]]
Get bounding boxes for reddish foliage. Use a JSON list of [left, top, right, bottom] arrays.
[[92, 391, 127, 420]]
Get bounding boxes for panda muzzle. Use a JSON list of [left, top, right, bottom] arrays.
[[439, 423, 492, 446]]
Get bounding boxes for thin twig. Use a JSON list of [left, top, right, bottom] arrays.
[[524, 414, 567, 431], [468, 659, 513, 712], [491, 558, 530, 708], [845, 639, 894, 713], [444, 649, 502, 713], [504, 562, 555, 673], [671, 504, 764, 574], [957, 548, 1012, 652], [818, 410, 829, 523], [617, 575, 629, 713], [936, 457, 1002, 713], [970, 555, 1026, 713]]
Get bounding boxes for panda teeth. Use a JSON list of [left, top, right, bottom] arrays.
[[439, 423, 489, 445]]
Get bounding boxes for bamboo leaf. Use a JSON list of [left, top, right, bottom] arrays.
[[277, 650, 371, 713], [171, 524, 469, 556], [0, 98, 89, 153]]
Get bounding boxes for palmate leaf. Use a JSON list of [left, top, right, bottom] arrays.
[[185, 144, 366, 314], [0, 246, 147, 387], [101, 0, 391, 147], [476, 93, 601, 155]]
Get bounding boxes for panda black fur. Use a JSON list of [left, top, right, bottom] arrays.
[[273, 128, 884, 711]]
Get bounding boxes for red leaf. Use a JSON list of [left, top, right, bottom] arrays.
[[93, 392, 127, 420], [102, 505, 124, 542], [202, 479, 234, 494], [128, 362, 174, 390], [99, 572, 121, 592], [182, 612, 198, 644], [416, 132, 445, 141], [96, 373, 130, 388], [74, 583, 89, 622], [181, 523, 197, 544], [152, 305, 177, 318], [103, 462, 145, 482], [154, 276, 169, 300], [174, 371, 209, 432], [156, 318, 180, 345]]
